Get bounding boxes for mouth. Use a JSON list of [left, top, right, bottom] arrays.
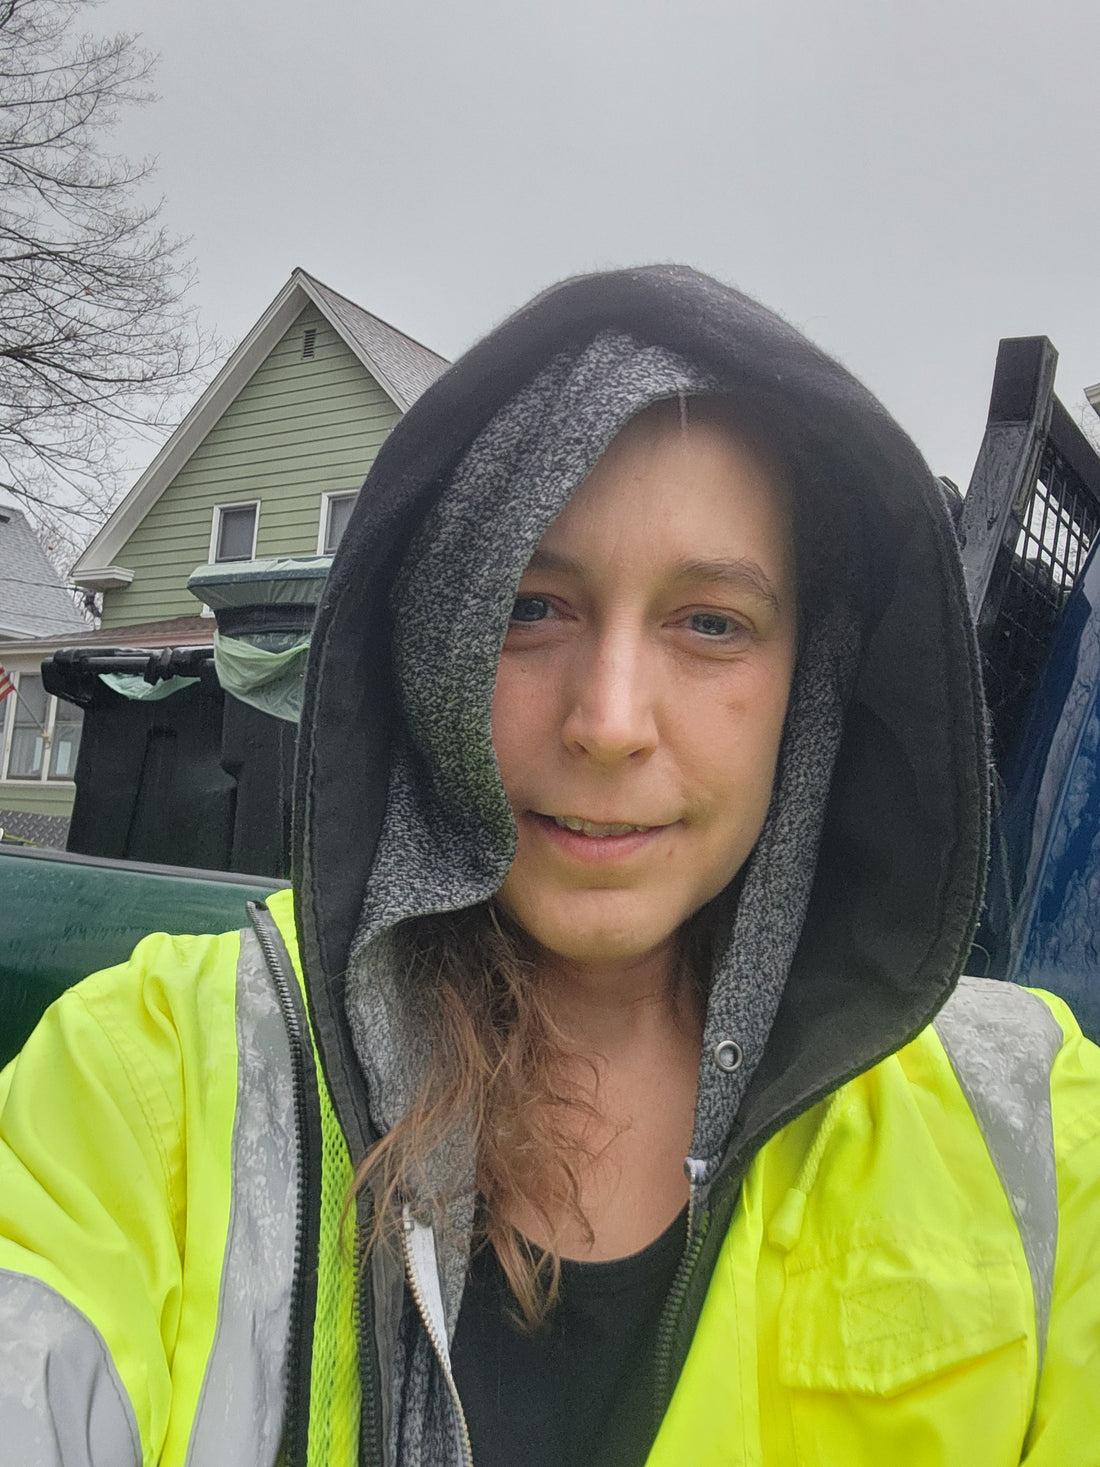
[[548, 814, 657, 838], [525, 811, 672, 865]]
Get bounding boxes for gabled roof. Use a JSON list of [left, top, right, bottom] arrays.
[[0, 505, 86, 640], [72, 269, 449, 584], [303, 272, 448, 409]]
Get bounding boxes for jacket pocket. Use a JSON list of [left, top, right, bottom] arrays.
[[777, 1223, 1029, 1397]]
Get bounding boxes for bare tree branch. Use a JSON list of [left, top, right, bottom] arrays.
[[0, 0, 218, 562], [1072, 398, 1100, 458]]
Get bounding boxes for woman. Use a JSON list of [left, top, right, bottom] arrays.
[[1, 266, 1098, 1466]]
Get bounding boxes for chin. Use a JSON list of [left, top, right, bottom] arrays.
[[541, 928, 670, 969], [500, 890, 686, 971]]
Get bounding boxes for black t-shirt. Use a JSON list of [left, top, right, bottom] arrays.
[[451, 1210, 686, 1467]]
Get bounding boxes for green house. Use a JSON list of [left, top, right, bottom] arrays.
[[73, 267, 448, 626], [0, 269, 448, 845]]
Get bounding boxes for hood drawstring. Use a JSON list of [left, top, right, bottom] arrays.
[[766, 1091, 848, 1253]]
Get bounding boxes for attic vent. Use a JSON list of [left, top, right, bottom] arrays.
[[301, 328, 317, 360]]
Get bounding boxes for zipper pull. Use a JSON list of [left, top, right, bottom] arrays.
[[683, 1155, 714, 1232]]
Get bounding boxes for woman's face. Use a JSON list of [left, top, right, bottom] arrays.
[[490, 409, 798, 973]]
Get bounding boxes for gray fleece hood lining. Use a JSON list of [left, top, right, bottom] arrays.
[[346, 332, 718, 1144]]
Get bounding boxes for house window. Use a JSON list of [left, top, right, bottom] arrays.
[[211, 501, 260, 563], [0, 672, 84, 783], [7, 673, 47, 778], [48, 695, 84, 780], [319, 491, 358, 555]]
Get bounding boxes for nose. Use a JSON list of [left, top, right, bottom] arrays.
[[560, 628, 659, 764]]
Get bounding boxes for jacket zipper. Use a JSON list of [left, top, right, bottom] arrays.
[[356, 1212, 384, 1467], [248, 901, 324, 1467], [652, 1175, 711, 1431], [400, 1221, 474, 1467]]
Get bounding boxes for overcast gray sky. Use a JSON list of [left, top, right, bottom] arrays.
[[95, 0, 1100, 488]]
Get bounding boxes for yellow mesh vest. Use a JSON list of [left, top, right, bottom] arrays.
[[304, 1048, 361, 1467], [272, 889, 362, 1467]]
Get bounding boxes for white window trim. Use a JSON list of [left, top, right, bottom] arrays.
[[317, 490, 358, 555], [0, 671, 74, 785], [209, 499, 261, 564]]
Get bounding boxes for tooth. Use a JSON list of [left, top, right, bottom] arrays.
[[552, 816, 652, 837]]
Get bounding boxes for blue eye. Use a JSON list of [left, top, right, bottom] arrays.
[[690, 612, 735, 637], [510, 596, 550, 623]]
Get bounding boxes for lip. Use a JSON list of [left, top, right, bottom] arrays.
[[526, 811, 672, 864]]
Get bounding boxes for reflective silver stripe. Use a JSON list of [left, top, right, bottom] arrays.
[[0, 1271, 141, 1466], [933, 976, 1062, 1374], [186, 930, 298, 1467]]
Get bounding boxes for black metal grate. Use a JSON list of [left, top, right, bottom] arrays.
[[1024, 444, 1099, 588], [301, 327, 317, 360], [983, 442, 1100, 763]]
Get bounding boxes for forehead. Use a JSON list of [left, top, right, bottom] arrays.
[[530, 405, 795, 587]]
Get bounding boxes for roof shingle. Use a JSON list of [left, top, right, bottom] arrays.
[[0, 614, 214, 656], [0, 506, 86, 640], [300, 271, 449, 410]]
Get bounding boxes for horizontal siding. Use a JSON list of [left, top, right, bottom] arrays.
[[112, 468, 377, 526], [0, 783, 75, 815], [152, 438, 389, 488], [101, 303, 400, 629]]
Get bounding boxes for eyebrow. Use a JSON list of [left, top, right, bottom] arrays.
[[524, 548, 783, 611], [672, 558, 782, 611]]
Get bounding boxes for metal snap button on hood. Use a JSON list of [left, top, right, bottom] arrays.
[[713, 1039, 744, 1072]]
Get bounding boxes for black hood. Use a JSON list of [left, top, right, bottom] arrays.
[[292, 264, 989, 1170]]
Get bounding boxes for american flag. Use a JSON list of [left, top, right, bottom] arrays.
[[0, 665, 14, 705]]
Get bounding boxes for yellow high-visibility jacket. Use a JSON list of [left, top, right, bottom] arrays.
[[1, 887, 1099, 1466]]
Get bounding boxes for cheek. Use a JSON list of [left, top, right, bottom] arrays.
[[490, 662, 542, 801], [693, 666, 793, 832], [710, 661, 793, 761]]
